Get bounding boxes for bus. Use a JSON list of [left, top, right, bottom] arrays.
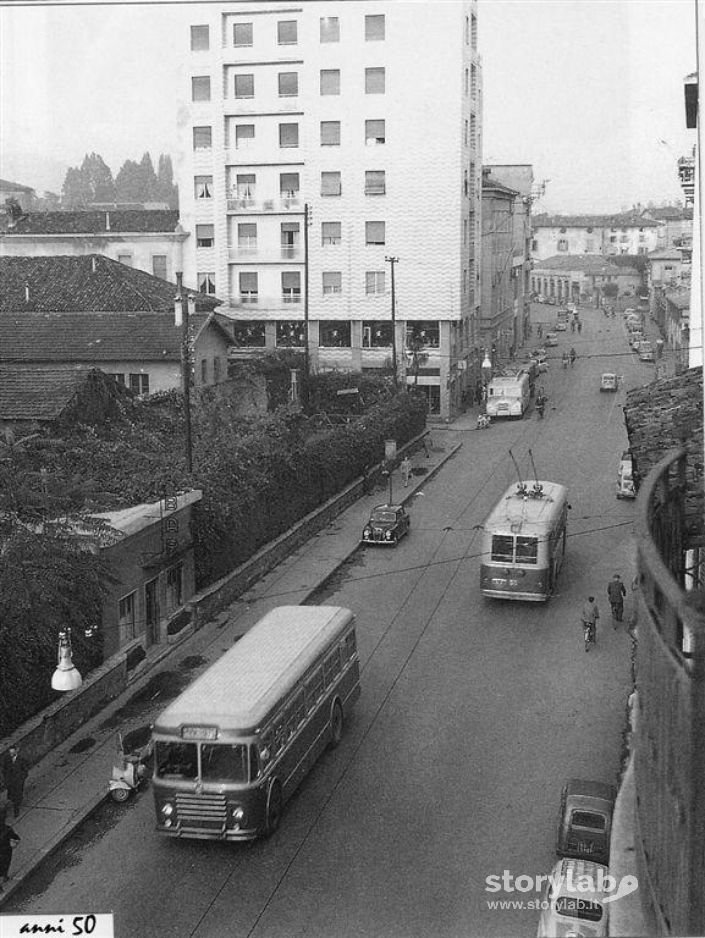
[[151, 605, 360, 841], [485, 373, 531, 419], [479, 481, 570, 601]]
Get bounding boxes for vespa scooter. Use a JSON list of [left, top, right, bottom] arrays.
[[109, 733, 149, 803]]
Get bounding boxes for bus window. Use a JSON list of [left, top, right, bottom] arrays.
[[249, 744, 261, 781], [491, 534, 514, 563], [343, 632, 356, 661], [306, 668, 324, 709], [324, 649, 341, 686], [515, 536, 538, 564], [156, 741, 198, 779], [288, 690, 306, 730], [201, 743, 248, 783]]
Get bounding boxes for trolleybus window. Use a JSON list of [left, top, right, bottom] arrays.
[[515, 536, 538, 563], [201, 743, 248, 783], [491, 534, 514, 562], [156, 742, 198, 779]]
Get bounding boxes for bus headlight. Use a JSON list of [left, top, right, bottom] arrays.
[[385, 530, 393, 540], [230, 806, 245, 828], [161, 802, 175, 827]]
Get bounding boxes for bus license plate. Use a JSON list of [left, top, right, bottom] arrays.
[[491, 577, 518, 587]]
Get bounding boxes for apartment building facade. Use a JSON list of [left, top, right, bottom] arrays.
[[531, 212, 661, 260], [175, 0, 482, 420]]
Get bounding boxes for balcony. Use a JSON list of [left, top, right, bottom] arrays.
[[226, 196, 303, 214], [228, 245, 302, 263], [229, 293, 302, 310]]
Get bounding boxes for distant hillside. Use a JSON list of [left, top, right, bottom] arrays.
[[1, 151, 69, 196]]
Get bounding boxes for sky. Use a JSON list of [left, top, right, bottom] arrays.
[[0, 0, 697, 214]]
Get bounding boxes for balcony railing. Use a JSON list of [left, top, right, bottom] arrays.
[[229, 294, 302, 310], [226, 196, 302, 213], [634, 447, 705, 937]]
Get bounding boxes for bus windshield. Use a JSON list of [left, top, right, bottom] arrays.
[[155, 741, 249, 783], [515, 536, 538, 564]]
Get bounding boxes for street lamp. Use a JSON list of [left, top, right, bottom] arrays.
[[51, 628, 82, 692], [381, 467, 394, 505], [481, 350, 493, 385]]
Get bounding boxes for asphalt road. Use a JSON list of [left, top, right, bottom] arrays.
[[7, 304, 651, 938]]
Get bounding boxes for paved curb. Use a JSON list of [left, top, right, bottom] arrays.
[[0, 438, 461, 906]]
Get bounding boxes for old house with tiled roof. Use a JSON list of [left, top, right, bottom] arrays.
[[0, 210, 189, 285], [0, 179, 36, 212], [0, 255, 232, 404], [531, 212, 661, 261], [530, 254, 642, 305]]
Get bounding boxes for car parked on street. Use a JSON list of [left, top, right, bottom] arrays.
[[361, 504, 410, 546], [554, 320, 568, 331], [600, 373, 618, 392], [556, 778, 616, 865], [537, 858, 610, 937], [638, 342, 655, 362], [617, 451, 636, 499], [544, 332, 559, 347]]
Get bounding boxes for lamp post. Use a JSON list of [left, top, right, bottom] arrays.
[[385, 255, 399, 389], [174, 272, 193, 473], [482, 350, 493, 385], [51, 628, 82, 692]]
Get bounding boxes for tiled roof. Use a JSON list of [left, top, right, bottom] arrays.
[[532, 255, 624, 274], [0, 179, 36, 194], [533, 212, 660, 228], [648, 248, 683, 259], [0, 366, 93, 420], [0, 310, 232, 363], [1, 210, 181, 235], [642, 206, 694, 221], [0, 255, 220, 313]]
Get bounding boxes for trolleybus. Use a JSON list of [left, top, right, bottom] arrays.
[[480, 480, 570, 601], [151, 605, 359, 840]]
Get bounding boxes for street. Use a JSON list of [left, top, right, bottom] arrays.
[[7, 304, 650, 937]]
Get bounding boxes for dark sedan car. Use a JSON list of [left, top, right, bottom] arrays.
[[361, 504, 410, 546], [556, 778, 616, 865]]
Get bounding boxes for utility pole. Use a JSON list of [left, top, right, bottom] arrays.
[[303, 203, 311, 408], [385, 255, 399, 389], [175, 271, 193, 473]]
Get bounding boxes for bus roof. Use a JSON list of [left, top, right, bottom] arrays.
[[153, 605, 354, 737], [483, 481, 568, 536]]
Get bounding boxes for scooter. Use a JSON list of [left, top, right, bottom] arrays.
[[477, 413, 491, 429], [109, 734, 149, 803]]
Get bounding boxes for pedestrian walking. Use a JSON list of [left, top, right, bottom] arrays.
[[1, 747, 28, 819], [400, 455, 412, 487], [607, 573, 627, 625], [0, 809, 20, 889], [581, 596, 600, 651], [577, 320, 582, 334]]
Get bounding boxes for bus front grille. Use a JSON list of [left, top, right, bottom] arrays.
[[176, 792, 227, 829]]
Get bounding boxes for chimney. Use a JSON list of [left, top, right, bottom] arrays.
[[24, 282, 30, 304], [174, 271, 184, 327], [91, 256, 97, 274], [105, 212, 110, 231]]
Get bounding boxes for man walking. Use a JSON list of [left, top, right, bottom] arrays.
[[400, 455, 412, 488], [1, 747, 29, 819], [607, 573, 627, 626], [581, 596, 600, 651]]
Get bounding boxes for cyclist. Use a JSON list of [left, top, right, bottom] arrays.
[[569, 347, 577, 367], [581, 596, 600, 652], [607, 573, 627, 625]]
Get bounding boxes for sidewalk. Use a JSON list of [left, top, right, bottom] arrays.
[[0, 432, 464, 907]]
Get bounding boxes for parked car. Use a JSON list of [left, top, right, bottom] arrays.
[[639, 342, 655, 362], [617, 451, 636, 499], [554, 320, 568, 331], [629, 332, 644, 349], [556, 778, 616, 865], [532, 347, 548, 363], [600, 373, 618, 392], [537, 859, 610, 938], [361, 504, 410, 546], [544, 332, 559, 347]]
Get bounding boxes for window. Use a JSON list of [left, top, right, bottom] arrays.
[[464, 119, 468, 146], [362, 320, 392, 346], [343, 631, 357, 661], [365, 220, 385, 245], [319, 321, 351, 347], [279, 122, 299, 148], [320, 121, 341, 146], [232, 321, 265, 345], [192, 76, 210, 102], [117, 254, 132, 266], [321, 171, 342, 196], [109, 373, 125, 386], [365, 170, 386, 195], [282, 271, 301, 303], [196, 224, 214, 247], [166, 563, 183, 611], [365, 14, 385, 40], [235, 124, 255, 148], [365, 67, 385, 94], [191, 25, 209, 51], [198, 271, 216, 294], [305, 668, 324, 708], [365, 271, 385, 295], [234, 73, 254, 98], [278, 20, 297, 44], [152, 255, 167, 280], [276, 321, 306, 347], [201, 744, 248, 783], [281, 222, 299, 257], [194, 175, 212, 199], [491, 535, 514, 563], [200, 358, 208, 384], [324, 649, 342, 685], [559, 227, 567, 233], [323, 271, 342, 294], [193, 126, 212, 150], [278, 71, 298, 96], [322, 221, 341, 245], [239, 272, 258, 303], [129, 373, 149, 395], [280, 172, 300, 198], [464, 170, 468, 196], [406, 321, 439, 348], [587, 226, 593, 233], [236, 173, 255, 200], [233, 22, 253, 46], [320, 69, 341, 95], [238, 222, 257, 253], [365, 119, 385, 145], [463, 218, 468, 245], [465, 14, 470, 44], [471, 64, 477, 97], [515, 537, 538, 564], [557, 239, 568, 252], [320, 16, 339, 42], [118, 592, 136, 641]]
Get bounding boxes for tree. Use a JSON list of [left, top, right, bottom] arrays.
[[62, 165, 91, 209], [156, 154, 178, 207], [139, 152, 158, 201], [81, 152, 116, 203]]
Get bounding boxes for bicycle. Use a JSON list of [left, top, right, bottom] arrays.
[[583, 620, 596, 652]]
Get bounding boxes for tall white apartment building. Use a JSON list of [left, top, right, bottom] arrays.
[[176, 0, 482, 420]]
